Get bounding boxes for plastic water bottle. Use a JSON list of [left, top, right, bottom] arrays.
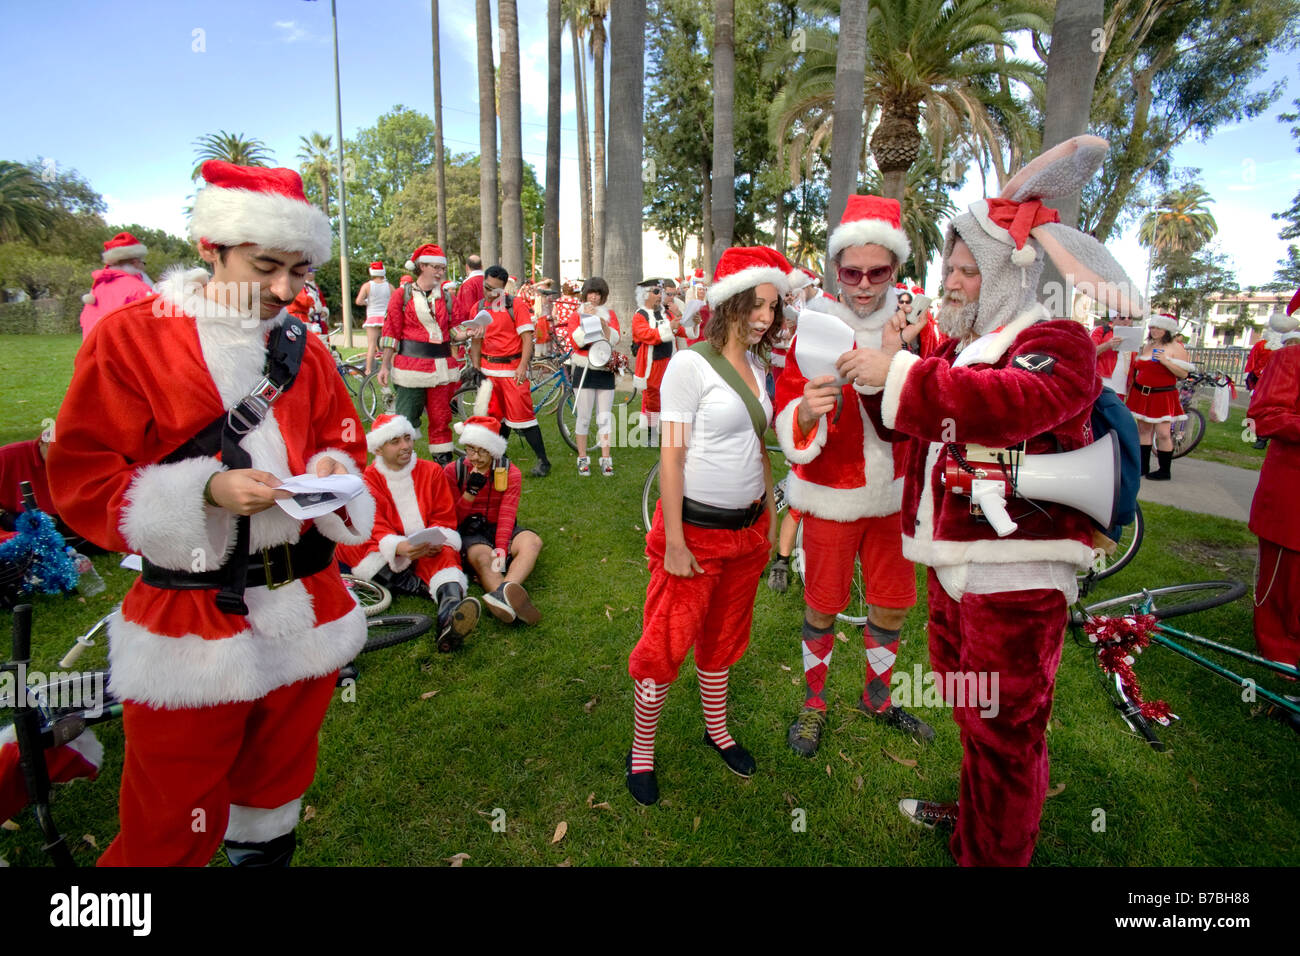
[[68, 548, 106, 597]]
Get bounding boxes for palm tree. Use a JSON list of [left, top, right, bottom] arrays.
[[604, 0, 647, 323], [191, 131, 273, 180], [1138, 185, 1219, 258], [0, 161, 56, 243], [499, 0, 526, 279], [711, 0, 736, 268], [432, 0, 448, 251], [589, 0, 610, 275], [544, 0, 562, 285], [476, 0, 499, 265], [828, 0, 867, 290], [567, 2, 594, 277], [863, 156, 957, 287], [297, 133, 334, 215]]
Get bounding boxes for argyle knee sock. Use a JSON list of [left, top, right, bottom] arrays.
[[630, 679, 670, 773], [697, 668, 735, 750], [863, 619, 901, 713], [801, 620, 836, 711], [520, 425, 550, 465]]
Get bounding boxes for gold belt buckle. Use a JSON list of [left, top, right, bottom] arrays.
[[262, 543, 294, 589]]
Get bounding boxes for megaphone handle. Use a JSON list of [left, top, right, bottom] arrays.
[[971, 479, 1018, 537]]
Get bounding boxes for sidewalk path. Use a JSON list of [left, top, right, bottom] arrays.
[[1138, 456, 1258, 523]]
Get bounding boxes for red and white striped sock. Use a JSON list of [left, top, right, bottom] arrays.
[[698, 668, 735, 750], [630, 678, 670, 773]]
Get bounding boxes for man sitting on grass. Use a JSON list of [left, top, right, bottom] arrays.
[[445, 416, 544, 625]]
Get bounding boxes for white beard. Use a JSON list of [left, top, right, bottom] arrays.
[[938, 299, 980, 340]]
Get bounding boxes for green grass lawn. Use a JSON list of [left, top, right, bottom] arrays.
[[2, 333, 1297, 867], [1185, 403, 1267, 472]]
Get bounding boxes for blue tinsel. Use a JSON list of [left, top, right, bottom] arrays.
[[0, 509, 79, 594]]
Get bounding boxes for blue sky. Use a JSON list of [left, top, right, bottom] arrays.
[[1, 0, 1296, 289]]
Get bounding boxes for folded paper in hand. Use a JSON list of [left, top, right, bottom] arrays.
[[467, 310, 494, 330], [275, 473, 366, 520], [794, 309, 856, 385], [406, 526, 452, 549], [1112, 324, 1143, 352]]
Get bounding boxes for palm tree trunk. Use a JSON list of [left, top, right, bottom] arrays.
[[710, 0, 736, 266], [775, 190, 786, 256], [604, 0, 646, 322], [476, 0, 499, 266], [827, 0, 868, 293], [572, 21, 593, 277], [499, 0, 525, 279], [318, 171, 330, 217], [590, 7, 608, 276], [543, 0, 562, 286], [432, 0, 448, 252], [701, 165, 713, 276]]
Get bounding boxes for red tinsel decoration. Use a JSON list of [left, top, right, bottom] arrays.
[[1083, 612, 1175, 726]]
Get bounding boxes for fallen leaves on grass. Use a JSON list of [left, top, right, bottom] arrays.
[[692, 816, 700, 832], [825, 764, 832, 777], [1, 820, 19, 832], [302, 805, 317, 822], [551, 821, 568, 844], [783, 792, 796, 807], [779, 664, 791, 671], [836, 631, 848, 644], [838, 750, 852, 763], [1046, 782, 1066, 798], [557, 858, 572, 867], [586, 793, 612, 811], [420, 690, 439, 700], [445, 852, 470, 867], [583, 696, 599, 713], [882, 749, 917, 768], [853, 775, 863, 792], [82, 834, 97, 849]]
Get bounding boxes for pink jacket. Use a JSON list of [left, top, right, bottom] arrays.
[[79, 268, 153, 337]]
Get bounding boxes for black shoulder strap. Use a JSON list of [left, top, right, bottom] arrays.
[[456, 457, 466, 487], [688, 342, 768, 441]]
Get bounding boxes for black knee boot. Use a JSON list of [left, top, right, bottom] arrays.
[[520, 426, 551, 476], [1140, 443, 1152, 477], [435, 583, 479, 652], [224, 830, 296, 867], [1149, 449, 1173, 481]]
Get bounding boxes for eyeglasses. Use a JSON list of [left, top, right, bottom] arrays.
[[836, 264, 894, 287], [649, 286, 663, 294], [897, 296, 912, 305]]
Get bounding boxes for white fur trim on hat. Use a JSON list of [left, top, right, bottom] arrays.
[[706, 266, 791, 308], [827, 220, 910, 265], [367, 414, 417, 453], [190, 186, 332, 265], [369, 266, 386, 277], [1269, 310, 1299, 334], [1147, 314, 1180, 333], [1282, 330, 1300, 344], [455, 421, 508, 458], [102, 243, 147, 264]]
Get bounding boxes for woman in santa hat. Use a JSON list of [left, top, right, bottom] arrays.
[[79, 232, 154, 338], [1125, 313, 1195, 480], [561, 276, 621, 476], [625, 246, 786, 806], [356, 261, 393, 374]]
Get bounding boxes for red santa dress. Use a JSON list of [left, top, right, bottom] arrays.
[[1125, 353, 1188, 422]]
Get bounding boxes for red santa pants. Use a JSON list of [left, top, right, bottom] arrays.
[[802, 513, 916, 614], [98, 672, 337, 867], [479, 372, 538, 429], [640, 357, 671, 417], [1255, 538, 1300, 667], [395, 382, 456, 454], [628, 502, 771, 685], [925, 570, 1066, 867]]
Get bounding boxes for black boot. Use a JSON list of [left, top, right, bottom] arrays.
[[1148, 448, 1173, 481], [379, 567, 426, 597], [224, 829, 296, 867], [435, 583, 480, 652], [1139, 443, 1152, 477], [520, 426, 551, 477]]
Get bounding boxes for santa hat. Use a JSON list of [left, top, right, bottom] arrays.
[[367, 413, 417, 453], [400, 275, 414, 286], [101, 231, 148, 265], [404, 243, 447, 271], [1147, 313, 1180, 333], [455, 416, 507, 458], [828, 194, 911, 264], [190, 160, 332, 265], [369, 261, 386, 277], [707, 246, 792, 308], [691, 267, 706, 286], [789, 267, 815, 292], [911, 285, 924, 295]]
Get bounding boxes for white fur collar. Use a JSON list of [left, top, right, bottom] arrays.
[[155, 266, 287, 331], [373, 455, 418, 479], [953, 304, 1050, 368], [824, 287, 897, 333]]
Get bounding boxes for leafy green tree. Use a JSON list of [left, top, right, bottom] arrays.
[[297, 133, 334, 215], [1151, 243, 1236, 324], [191, 131, 274, 180], [0, 242, 86, 300], [0, 161, 57, 244], [1138, 184, 1218, 259]]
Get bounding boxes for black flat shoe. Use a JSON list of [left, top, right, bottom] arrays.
[[703, 734, 756, 778], [625, 751, 659, 806]]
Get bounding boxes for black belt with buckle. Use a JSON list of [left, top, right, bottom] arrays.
[[141, 526, 335, 592], [482, 351, 523, 364], [681, 495, 767, 530], [1137, 384, 1176, 396], [398, 340, 452, 359]]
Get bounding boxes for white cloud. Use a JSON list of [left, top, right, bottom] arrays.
[[103, 192, 191, 240], [274, 20, 308, 44]]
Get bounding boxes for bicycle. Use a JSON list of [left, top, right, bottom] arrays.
[[1078, 502, 1144, 586], [1069, 580, 1299, 751], [327, 326, 386, 424], [1169, 370, 1234, 459]]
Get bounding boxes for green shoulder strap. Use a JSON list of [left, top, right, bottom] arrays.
[[688, 342, 768, 441]]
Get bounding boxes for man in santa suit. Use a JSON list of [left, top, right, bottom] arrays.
[[336, 414, 481, 651], [841, 135, 1144, 865], [378, 243, 482, 464], [452, 253, 486, 325], [468, 265, 553, 477], [1245, 311, 1298, 450], [47, 160, 377, 866], [632, 278, 689, 438], [776, 195, 928, 760], [79, 232, 154, 338], [1248, 289, 1300, 670]]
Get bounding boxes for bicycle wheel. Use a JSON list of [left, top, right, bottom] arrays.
[[557, 386, 579, 452], [451, 382, 484, 421], [533, 370, 567, 413], [341, 574, 391, 616], [1084, 503, 1144, 582], [1075, 580, 1247, 625], [357, 371, 393, 424], [793, 522, 870, 626], [360, 614, 435, 653], [641, 460, 660, 531], [1170, 408, 1206, 459], [1101, 670, 1167, 752]]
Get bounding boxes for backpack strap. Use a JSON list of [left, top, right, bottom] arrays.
[[688, 342, 768, 441]]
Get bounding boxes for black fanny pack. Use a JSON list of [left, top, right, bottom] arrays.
[[398, 340, 452, 359], [681, 495, 766, 530]]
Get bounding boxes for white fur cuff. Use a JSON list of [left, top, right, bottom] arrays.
[[427, 565, 468, 595], [881, 350, 920, 430], [120, 456, 235, 572], [775, 399, 829, 465], [378, 534, 410, 572], [226, 799, 302, 843]]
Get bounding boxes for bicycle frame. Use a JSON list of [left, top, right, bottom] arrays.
[[1150, 621, 1300, 716]]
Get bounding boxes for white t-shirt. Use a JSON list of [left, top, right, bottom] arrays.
[[659, 349, 772, 509]]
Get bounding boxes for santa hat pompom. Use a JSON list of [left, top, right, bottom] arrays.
[[404, 259, 416, 271], [1269, 309, 1299, 334], [1011, 245, 1038, 267], [81, 292, 96, 305], [454, 416, 508, 458], [366, 413, 417, 453]]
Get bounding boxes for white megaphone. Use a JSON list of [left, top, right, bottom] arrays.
[[945, 433, 1120, 538]]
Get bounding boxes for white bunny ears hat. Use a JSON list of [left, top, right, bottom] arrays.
[[943, 135, 1147, 337]]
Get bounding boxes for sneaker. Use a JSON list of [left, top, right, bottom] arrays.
[[599, 457, 614, 477], [577, 456, 591, 476], [703, 734, 756, 778], [858, 700, 936, 744], [483, 584, 517, 623], [767, 558, 789, 593], [625, 751, 659, 806], [437, 596, 480, 653], [484, 580, 541, 625], [787, 707, 827, 757], [899, 798, 958, 831], [531, 460, 551, 478]]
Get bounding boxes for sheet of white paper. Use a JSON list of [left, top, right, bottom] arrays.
[[274, 473, 365, 520], [466, 310, 494, 329], [406, 526, 452, 549], [120, 553, 143, 571], [793, 309, 856, 384], [1113, 324, 1143, 352], [577, 312, 605, 344]]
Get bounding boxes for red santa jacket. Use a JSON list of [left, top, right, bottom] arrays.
[[1248, 344, 1300, 551], [453, 273, 486, 324], [47, 268, 375, 709], [445, 458, 523, 555], [381, 282, 460, 387], [338, 456, 466, 592], [632, 307, 687, 389], [480, 294, 535, 377], [775, 297, 907, 522], [79, 267, 152, 337], [877, 305, 1099, 570], [562, 304, 621, 370]]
